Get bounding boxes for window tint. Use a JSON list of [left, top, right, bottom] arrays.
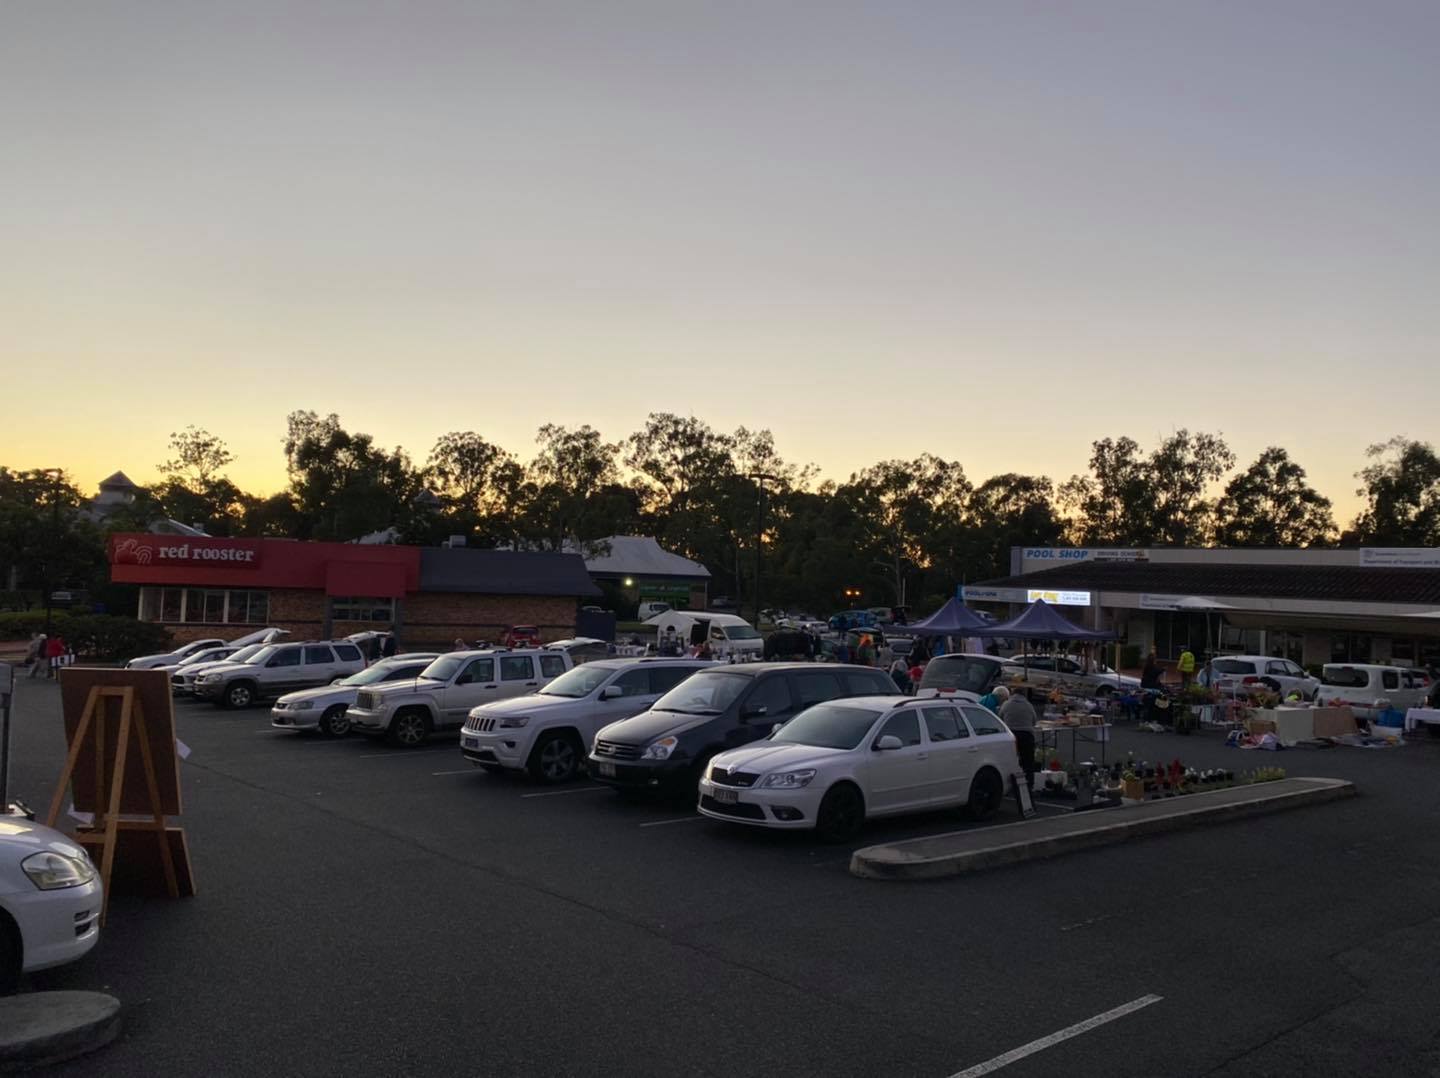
[[611, 669, 651, 696], [268, 648, 301, 668], [875, 711, 922, 747], [304, 646, 335, 664], [1056, 659, 1081, 674], [539, 654, 568, 678], [648, 665, 695, 694], [923, 706, 966, 742], [1266, 661, 1289, 676], [500, 656, 534, 681], [1382, 670, 1400, 689], [461, 658, 494, 684], [385, 664, 429, 681], [1213, 659, 1256, 675], [962, 705, 1004, 736], [842, 672, 880, 696], [333, 644, 362, 662], [794, 672, 844, 708], [745, 676, 793, 717]]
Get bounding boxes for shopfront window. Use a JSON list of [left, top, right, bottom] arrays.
[[138, 587, 269, 625], [332, 597, 395, 623], [1330, 633, 1373, 663]]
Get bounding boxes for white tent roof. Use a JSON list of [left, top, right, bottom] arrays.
[[579, 536, 710, 579]]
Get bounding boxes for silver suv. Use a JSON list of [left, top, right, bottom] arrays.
[[195, 641, 368, 709], [462, 658, 714, 783]]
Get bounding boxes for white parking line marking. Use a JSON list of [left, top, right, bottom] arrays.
[[520, 786, 608, 799], [947, 994, 1162, 1077], [432, 769, 474, 776], [639, 815, 706, 828], [356, 749, 453, 759]]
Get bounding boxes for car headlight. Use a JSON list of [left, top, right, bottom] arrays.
[[496, 716, 529, 728], [293, 701, 314, 710], [759, 769, 817, 789], [23, 851, 96, 891], [642, 736, 679, 760], [201, 673, 222, 683]]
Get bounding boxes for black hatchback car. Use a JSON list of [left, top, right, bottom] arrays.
[[588, 662, 901, 795]]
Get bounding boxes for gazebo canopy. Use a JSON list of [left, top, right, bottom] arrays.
[[975, 599, 1115, 641], [906, 598, 993, 637]]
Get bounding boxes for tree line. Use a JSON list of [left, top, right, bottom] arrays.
[[4, 414, 1440, 618]]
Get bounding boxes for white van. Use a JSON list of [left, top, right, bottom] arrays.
[[1315, 663, 1428, 720], [644, 611, 764, 660]]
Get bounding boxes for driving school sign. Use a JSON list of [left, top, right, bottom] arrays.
[[110, 536, 262, 569]]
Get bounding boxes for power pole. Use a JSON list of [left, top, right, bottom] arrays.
[[745, 472, 777, 624]]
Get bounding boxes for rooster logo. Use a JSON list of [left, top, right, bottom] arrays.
[[114, 538, 155, 565]]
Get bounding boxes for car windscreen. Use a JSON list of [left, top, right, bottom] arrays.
[[177, 650, 223, 667], [226, 645, 263, 664], [420, 656, 465, 681], [540, 665, 614, 698], [1322, 666, 1369, 688], [247, 646, 281, 665], [342, 663, 416, 687], [918, 656, 1001, 694], [724, 626, 762, 640], [1212, 659, 1256, 675], [651, 670, 751, 715], [772, 704, 885, 750]]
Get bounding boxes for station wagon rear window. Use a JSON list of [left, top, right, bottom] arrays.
[[1212, 660, 1257, 675], [1322, 666, 1368, 688]]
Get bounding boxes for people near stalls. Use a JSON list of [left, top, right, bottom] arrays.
[[1000, 680, 1039, 781], [888, 660, 912, 694]]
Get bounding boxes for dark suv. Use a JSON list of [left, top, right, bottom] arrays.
[[587, 662, 900, 795]]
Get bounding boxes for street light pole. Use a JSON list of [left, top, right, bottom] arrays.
[[744, 472, 777, 625]]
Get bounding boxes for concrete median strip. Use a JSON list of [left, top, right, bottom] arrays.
[[0, 991, 120, 1071], [851, 777, 1356, 881]]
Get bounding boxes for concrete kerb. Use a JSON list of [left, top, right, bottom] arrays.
[[850, 777, 1356, 881], [0, 991, 120, 1071]]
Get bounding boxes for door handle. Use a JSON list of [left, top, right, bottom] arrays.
[[968, 746, 979, 753], [916, 753, 929, 761], [525, 682, 537, 687], [483, 684, 497, 689]]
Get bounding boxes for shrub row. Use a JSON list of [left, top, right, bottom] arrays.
[[0, 611, 172, 661]]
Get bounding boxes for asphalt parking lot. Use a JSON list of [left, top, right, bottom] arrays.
[[10, 676, 1440, 1078]]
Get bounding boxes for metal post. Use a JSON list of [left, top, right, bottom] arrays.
[[0, 662, 13, 811]]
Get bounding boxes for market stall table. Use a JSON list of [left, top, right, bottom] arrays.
[[1404, 707, 1440, 735], [1035, 717, 1111, 766]]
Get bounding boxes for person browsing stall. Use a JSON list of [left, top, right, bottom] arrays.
[[977, 684, 1008, 713], [1000, 685, 1039, 780]]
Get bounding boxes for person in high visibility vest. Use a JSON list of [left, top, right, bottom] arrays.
[[1178, 648, 1196, 688]]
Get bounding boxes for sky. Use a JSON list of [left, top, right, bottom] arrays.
[[4, 0, 1438, 524]]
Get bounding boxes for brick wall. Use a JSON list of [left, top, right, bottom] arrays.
[[153, 589, 576, 651], [400, 593, 577, 650]]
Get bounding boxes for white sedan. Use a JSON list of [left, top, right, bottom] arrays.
[[0, 816, 102, 991], [270, 654, 440, 736], [698, 696, 1017, 842]]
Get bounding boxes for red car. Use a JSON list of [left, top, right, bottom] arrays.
[[502, 625, 541, 648]]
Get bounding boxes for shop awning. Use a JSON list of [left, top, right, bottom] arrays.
[[326, 561, 409, 599], [976, 599, 1115, 641]]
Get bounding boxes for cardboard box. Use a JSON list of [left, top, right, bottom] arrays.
[[1245, 717, 1277, 737], [1311, 707, 1358, 739]]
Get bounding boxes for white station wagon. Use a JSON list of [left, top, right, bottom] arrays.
[[698, 696, 1017, 842]]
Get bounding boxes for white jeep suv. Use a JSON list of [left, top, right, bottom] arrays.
[[346, 648, 573, 747], [461, 658, 715, 783]]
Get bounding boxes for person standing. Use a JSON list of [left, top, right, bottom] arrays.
[[1140, 647, 1163, 690], [24, 633, 43, 677], [45, 634, 66, 679], [888, 660, 912, 695], [978, 684, 1009, 713], [1178, 647, 1196, 689], [856, 634, 876, 667], [1000, 687, 1039, 781]]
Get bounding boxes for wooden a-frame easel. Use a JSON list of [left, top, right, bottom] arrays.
[[46, 685, 180, 923]]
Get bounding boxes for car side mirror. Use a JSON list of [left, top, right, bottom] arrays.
[[874, 735, 903, 752], [770, 722, 784, 735], [600, 685, 623, 700]]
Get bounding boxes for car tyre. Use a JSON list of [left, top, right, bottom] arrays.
[[967, 767, 1004, 821], [528, 731, 581, 784], [318, 704, 351, 737], [224, 681, 256, 709], [0, 915, 20, 996], [815, 783, 865, 844], [389, 709, 432, 748]]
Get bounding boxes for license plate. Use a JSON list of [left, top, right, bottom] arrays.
[[463, 736, 478, 749], [712, 788, 738, 805], [597, 762, 616, 778]]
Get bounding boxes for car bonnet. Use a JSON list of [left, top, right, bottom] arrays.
[[711, 741, 845, 774]]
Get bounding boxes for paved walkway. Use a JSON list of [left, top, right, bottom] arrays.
[[851, 777, 1356, 880]]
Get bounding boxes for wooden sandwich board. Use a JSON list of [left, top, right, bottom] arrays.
[[50, 667, 194, 921]]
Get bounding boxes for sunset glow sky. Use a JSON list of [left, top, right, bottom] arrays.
[[5, 1, 1438, 523]]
